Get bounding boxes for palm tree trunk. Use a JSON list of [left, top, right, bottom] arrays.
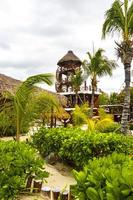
[[90, 85, 95, 118], [16, 110, 20, 141], [50, 107, 54, 128], [77, 94, 83, 104], [75, 92, 78, 105], [121, 63, 131, 134]]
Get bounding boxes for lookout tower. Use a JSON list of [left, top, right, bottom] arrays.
[[55, 50, 100, 109], [55, 50, 82, 93]]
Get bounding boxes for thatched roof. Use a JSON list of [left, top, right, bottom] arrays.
[[0, 73, 67, 106], [57, 50, 82, 66], [0, 74, 21, 94]]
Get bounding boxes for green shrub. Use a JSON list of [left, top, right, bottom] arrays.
[[0, 141, 48, 199], [32, 128, 133, 168], [73, 153, 133, 200], [0, 111, 28, 137], [96, 121, 121, 133], [32, 128, 79, 157]]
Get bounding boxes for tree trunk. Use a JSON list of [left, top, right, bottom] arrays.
[[50, 107, 54, 128], [54, 117, 56, 127], [75, 92, 78, 105], [16, 108, 20, 141], [78, 94, 83, 104], [121, 63, 131, 134], [90, 85, 95, 118]]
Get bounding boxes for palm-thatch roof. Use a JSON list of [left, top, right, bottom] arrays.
[[0, 74, 21, 94], [57, 50, 82, 66], [0, 73, 67, 106]]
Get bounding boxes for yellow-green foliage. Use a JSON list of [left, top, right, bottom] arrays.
[[98, 108, 113, 120], [72, 103, 89, 126], [87, 119, 95, 132], [72, 105, 120, 133], [95, 118, 114, 132]]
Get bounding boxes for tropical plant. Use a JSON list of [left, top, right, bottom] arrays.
[[73, 153, 133, 200], [32, 127, 133, 168], [95, 118, 120, 133], [72, 104, 119, 132], [83, 48, 117, 117], [0, 112, 15, 136], [24, 90, 69, 129], [0, 91, 31, 136], [102, 0, 133, 134], [92, 108, 120, 132], [0, 92, 16, 136], [31, 91, 62, 128], [99, 92, 110, 105], [14, 73, 53, 141], [109, 92, 119, 104], [98, 107, 113, 120], [72, 103, 90, 126], [71, 68, 84, 105], [0, 141, 48, 199]]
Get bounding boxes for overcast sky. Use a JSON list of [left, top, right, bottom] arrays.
[[0, 0, 131, 94]]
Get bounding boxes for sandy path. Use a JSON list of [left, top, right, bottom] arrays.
[[19, 163, 76, 200], [19, 194, 49, 200], [44, 163, 76, 191]]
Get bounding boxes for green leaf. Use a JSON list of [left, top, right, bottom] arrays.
[[86, 187, 100, 200], [121, 189, 131, 196]]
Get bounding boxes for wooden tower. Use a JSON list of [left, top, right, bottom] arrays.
[[55, 50, 100, 109]]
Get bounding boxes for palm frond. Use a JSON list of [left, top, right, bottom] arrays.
[[87, 52, 93, 60], [102, 0, 125, 38], [127, 1, 133, 36], [95, 48, 105, 57], [71, 69, 83, 92], [15, 73, 53, 112], [84, 48, 118, 79], [14, 73, 53, 140]]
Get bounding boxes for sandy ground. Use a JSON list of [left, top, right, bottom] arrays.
[[44, 162, 76, 190], [0, 135, 29, 141], [19, 194, 49, 200], [18, 163, 76, 200]]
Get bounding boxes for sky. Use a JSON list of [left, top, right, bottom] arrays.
[[0, 0, 130, 94]]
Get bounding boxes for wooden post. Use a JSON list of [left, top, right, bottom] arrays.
[[41, 186, 51, 198], [26, 176, 33, 192], [33, 180, 42, 193], [52, 188, 60, 200], [60, 191, 69, 200]]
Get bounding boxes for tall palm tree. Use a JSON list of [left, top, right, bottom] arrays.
[[83, 48, 117, 117], [102, 0, 133, 134], [14, 73, 53, 141], [71, 69, 84, 105]]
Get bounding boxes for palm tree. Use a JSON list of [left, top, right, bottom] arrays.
[[30, 91, 61, 127], [83, 48, 117, 117], [14, 73, 53, 141], [109, 92, 119, 105], [71, 69, 84, 105], [102, 0, 133, 134]]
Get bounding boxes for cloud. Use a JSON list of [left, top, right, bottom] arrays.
[[0, 42, 10, 50], [0, 0, 126, 94]]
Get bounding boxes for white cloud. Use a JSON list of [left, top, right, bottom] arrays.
[[0, 0, 128, 94]]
